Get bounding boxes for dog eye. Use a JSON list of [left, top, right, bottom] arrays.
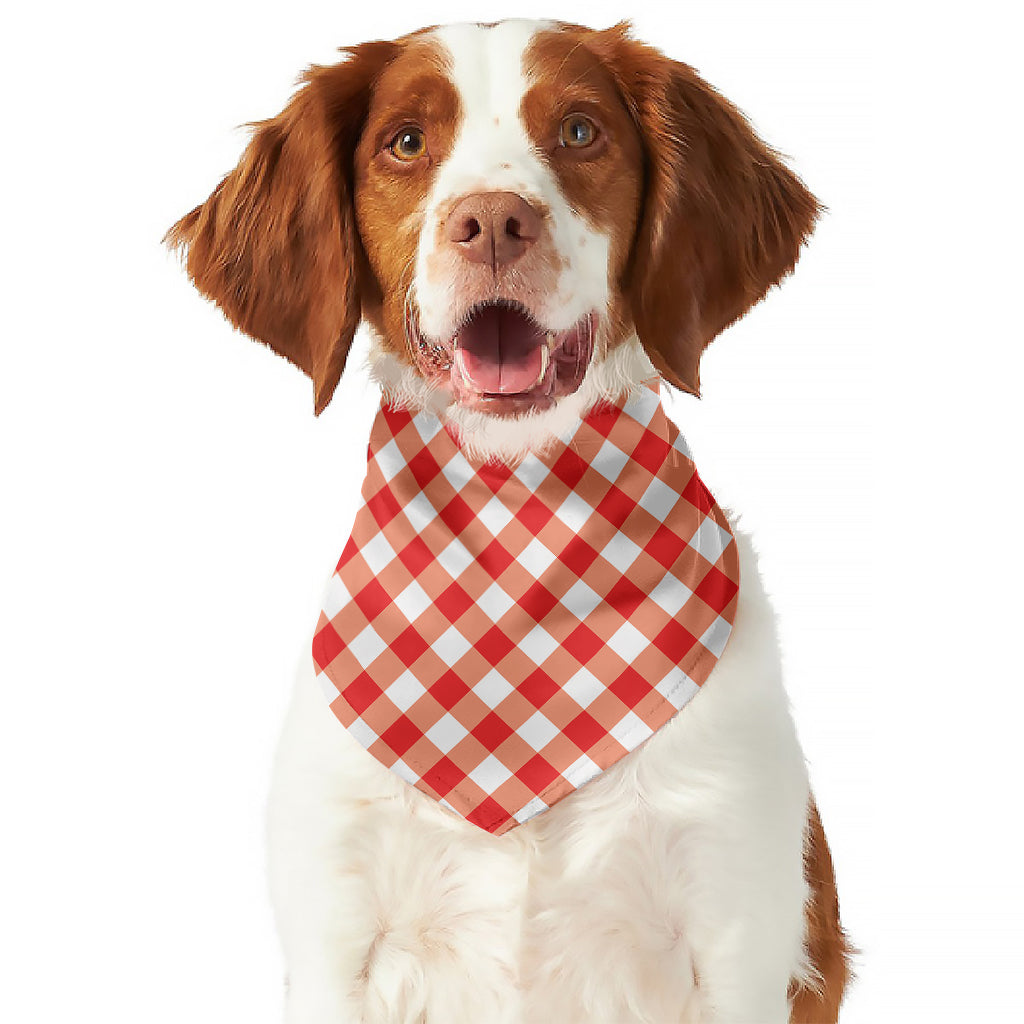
[[389, 126, 427, 162], [559, 114, 598, 149]]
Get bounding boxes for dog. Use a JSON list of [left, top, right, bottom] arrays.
[[168, 18, 851, 1023]]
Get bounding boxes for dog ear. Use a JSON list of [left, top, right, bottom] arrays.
[[588, 25, 820, 394], [165, 42, 398, 414]]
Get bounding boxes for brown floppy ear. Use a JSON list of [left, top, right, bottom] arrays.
[[590, 25, 820, 394], [165, 41, 398, 414]]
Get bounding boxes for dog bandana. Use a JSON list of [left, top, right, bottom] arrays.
[[312, 381, 739, 835]]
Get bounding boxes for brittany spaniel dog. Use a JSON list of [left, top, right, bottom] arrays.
[[168, 18, 850, 1024]]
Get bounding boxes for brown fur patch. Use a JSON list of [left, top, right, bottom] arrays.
[[790, 800, 854, 1023], [521, 29, 645, 353], [165, 40, 402, 414], [574, 22, 821, 394], [353, 38, 461, 358]]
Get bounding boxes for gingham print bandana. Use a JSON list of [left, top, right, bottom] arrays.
[[312, 381, 739, 835]]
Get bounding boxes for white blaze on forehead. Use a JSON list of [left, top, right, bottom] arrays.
[[415, 19, 612, 341], [428, 20, 551, 196]]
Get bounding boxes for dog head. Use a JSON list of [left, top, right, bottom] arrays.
[[168, 19, 818, 456]]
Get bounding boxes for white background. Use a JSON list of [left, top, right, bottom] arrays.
[[2, 1, 1021, 1020]]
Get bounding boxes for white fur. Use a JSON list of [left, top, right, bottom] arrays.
[[368, 329, 659, 463], [267, 20, 816, 1023], [269, 521, 812, 1023], [414, 20, 613, 344]]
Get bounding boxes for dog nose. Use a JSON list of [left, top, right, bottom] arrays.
[[445, 191, 542, 269]]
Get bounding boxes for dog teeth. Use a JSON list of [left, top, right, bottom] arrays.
[[536, 343, 550, 385]]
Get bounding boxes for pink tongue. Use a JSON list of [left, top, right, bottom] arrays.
[[455, 305, 546, 394]]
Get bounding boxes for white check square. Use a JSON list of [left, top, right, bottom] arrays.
[[672, 432, 693, 461], [394, 579, 431, 623], [689, 518, 732, 565], [348, 624, 386, 666], [469, 754, 513, 790], [609, 710, 654, 747], [639, 477, 679, 522], [373, 438, 406, 483], [513, 454, 550, 491], [360, 531, 396, 574], [404, 495, 440, 534], [700, 616, 732, 657], [592, 437, 631, 483], [554, 491, 592, 532], [607, 621, 648, 663], [477, 582, 514, 623], [425, 712, 469, 753], [412, 415, 442, 446], [434, 626, 472, 665], [513, 795, 550, 823], [321, 575, 352, 621], [346, 715, 379, 749], [474, 669, 514, 708], [602, 534, 642, 573], [438, 538, 474, 580], [561, 578, 601, 618], [648, 574, 692, 617], [563, 753, 601, 788], [391, 758, 418, 785], [563, 667, 604, 708], [440, 449, 475, 490], [519, 537, 556, 577], [520, 624, 559, 666], [478, 494, 515, 535], [655, 667, 699, 706], [628, 385, 660, 427], [317, 672, 340, 701], [518, 711, 559, 751], [387, 669, 427, 712]]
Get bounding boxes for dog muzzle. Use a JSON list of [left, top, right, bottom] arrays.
[[312, 381, 740, 834]]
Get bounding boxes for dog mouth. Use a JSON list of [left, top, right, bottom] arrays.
[[412, 300, 594, 415]]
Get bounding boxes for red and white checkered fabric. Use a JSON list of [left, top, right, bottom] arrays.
[[312, 380, 739, 835]]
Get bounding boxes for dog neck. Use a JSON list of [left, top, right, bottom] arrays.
[[367, 332, 659, 464]]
